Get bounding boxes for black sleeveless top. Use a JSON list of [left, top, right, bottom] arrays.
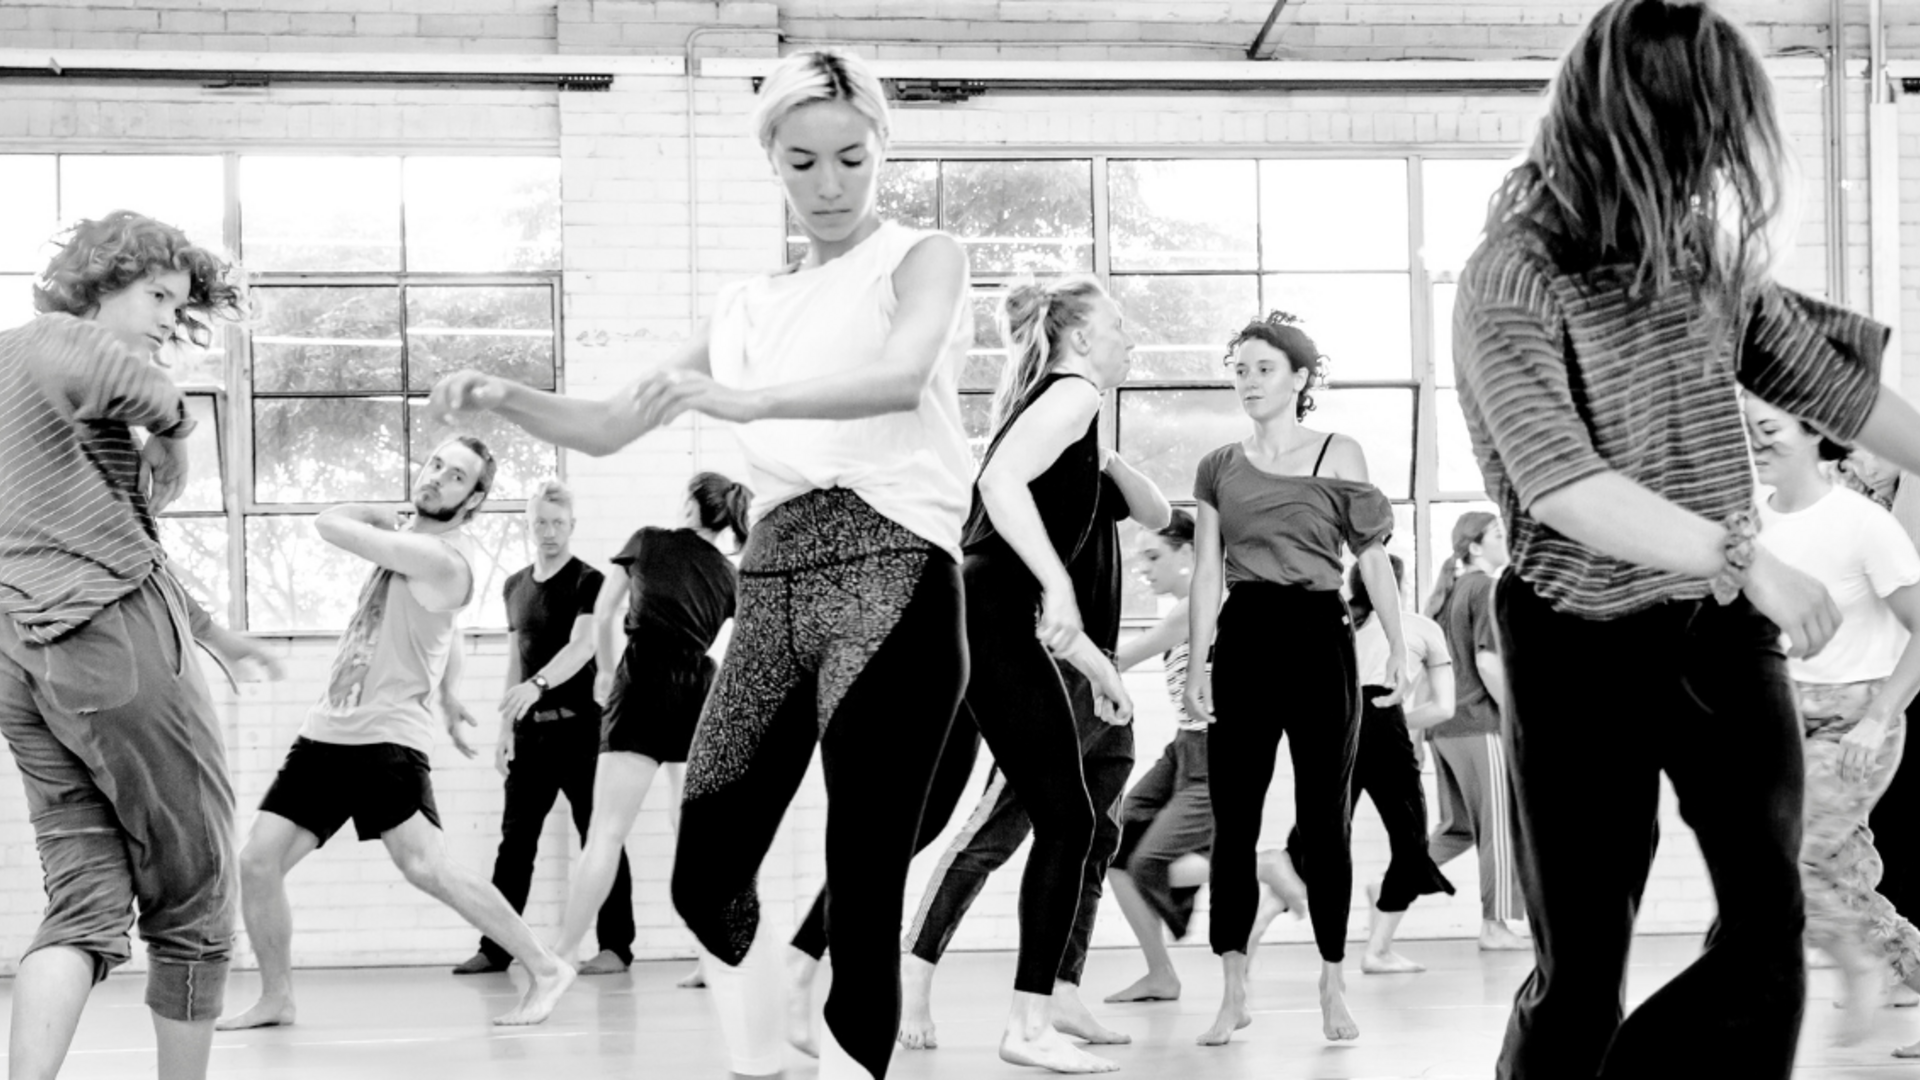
[[961, 372, 1102, 591]]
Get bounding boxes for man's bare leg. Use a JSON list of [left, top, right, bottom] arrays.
[[382, 814, 574, 1025], [218, 813, 318, 1030], [9, 945, 94, 1079]]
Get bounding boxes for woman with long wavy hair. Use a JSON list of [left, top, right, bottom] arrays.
[[1453, 2, 1920, 1077]]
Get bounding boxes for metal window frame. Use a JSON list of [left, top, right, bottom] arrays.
[[20, 147, 580, 633]]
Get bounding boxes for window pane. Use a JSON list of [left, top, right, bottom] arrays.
[[158, 337, 226, 389], [1422, 158, 1515, 275], [0, 275, 34, 332], [60, 156, 227, 258], [942, 160, 1093, 276], [253, 398, 405, 504], [880, 160, 938, 229], [960, 393, 993, 464], [1116, 388, 1247, 501], [786, 159, 938, 258], [1432, 282, 1457, 387], [245, 515, 378, 631], [1260, 159, 1408, 271], [405, 286, 554, 392], [408, 401, 558, 504], [1313, 388, 1415, 500], [403, 157, 560, 273], [251, 287, 402, 393], [1108, 160, 1259, 272], [460, 513, 532, 629], [240, 157, 401, 271], [1108, 274, 1258, 380], [158, 517, 230, 619], [962, 290, 1008, 391], [1261, 273, 1411, 381], [1436, 388, 1485, 495], [0, 156, 57, 272], [1428, 500, 1499, 599], [172, 394, 225, 514], [1117, 386, 1413, 501]]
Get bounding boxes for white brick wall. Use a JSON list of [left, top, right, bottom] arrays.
[[0, 0, 1908, 970]]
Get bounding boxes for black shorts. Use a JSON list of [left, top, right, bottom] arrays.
[[602, 649, 715, 763], [258, 737, 441, 846]]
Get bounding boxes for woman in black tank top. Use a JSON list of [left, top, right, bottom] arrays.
[[938, 278, 1136, 1074]]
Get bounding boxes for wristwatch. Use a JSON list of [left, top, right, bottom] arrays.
[[529, 674, 551, 692]]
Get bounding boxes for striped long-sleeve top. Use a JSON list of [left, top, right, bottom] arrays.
[[1454, 234, 1887, 620], [0, 313, 196, 645]]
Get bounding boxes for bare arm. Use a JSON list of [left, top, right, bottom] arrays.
[[976, 378, 1104, 644], [1114, 597, 1190, 672], [1404, 660, 1456, 731], [1865, 585, 1920, 720], [593, 572, 630, 678], [1357, 544, 1410, 705], [1854, 391, 1920, 481], [536, 615, 598, 689], [1103, 452, 1172, 530], [1183, 502, 1225, 726], [1477, 650, 1508, 711], [314, 507, 471, 608], [431, 335, 712, 457]]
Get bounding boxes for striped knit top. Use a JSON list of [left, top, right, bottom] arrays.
[[0, 314, 195, 644], [1454, 235, 1887, 620], [1163, 642, 1209, 733]]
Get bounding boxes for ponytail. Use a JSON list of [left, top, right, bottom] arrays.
[[1425, 511, 1498, 619], [688, 471, 754, 550], [991, 277, 1106, 436]]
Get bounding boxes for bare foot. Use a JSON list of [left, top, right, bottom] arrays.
[[1892, 983, 1920, 1008], [1104, 970, 1181, 1003], [577, 949, 630, 976], [999, 1025, 1119, 1073], [896, 954, 938, 1050], [675, 962, 706, 989], [1195, 997, 1251, 1047], [1897, 1039, 1920, 1058], [1320, 965, 1359, 1041], [1051, 984, 1129, 1045], [216, 998, 295, 1031], [1479, 921, 1531, 952], [785, 951, 818, 1057], [493, 960, 576, 1026], [1361, 950, 1425, 974]]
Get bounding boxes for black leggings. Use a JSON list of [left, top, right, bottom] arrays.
[[945, 553, 1098, 995], [1209, 582, 1360, 962], [669, 490, 966, 1080], [1286, 692, 1451, 914]]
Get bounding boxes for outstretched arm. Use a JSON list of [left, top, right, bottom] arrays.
[[314, 507, 472, 608], [1114, 598, 1189, 672]]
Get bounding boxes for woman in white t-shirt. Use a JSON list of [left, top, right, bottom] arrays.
[[1748, 397, 1920, 1048], [432, 50, 972, 1080]]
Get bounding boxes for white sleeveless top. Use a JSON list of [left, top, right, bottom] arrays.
[[707, 222, 973, 560]]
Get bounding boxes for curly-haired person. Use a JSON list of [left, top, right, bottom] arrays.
[[0, 211, 275, 1080]]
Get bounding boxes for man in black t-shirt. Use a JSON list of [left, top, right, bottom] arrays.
[[452, 481, 636, 976]]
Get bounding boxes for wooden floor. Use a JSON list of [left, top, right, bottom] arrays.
[[15, 936, 1919, 1078]]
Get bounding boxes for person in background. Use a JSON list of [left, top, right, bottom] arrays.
[[452, 479, 636, 978]]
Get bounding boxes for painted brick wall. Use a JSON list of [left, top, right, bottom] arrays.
[[0, 1, 1905, 972]]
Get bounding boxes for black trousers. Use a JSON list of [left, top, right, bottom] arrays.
[[1494, 574, 1806, 1080], [479, 714, 634, 965], [1287, 690, 1451, 914], [1209, 582, 1360, 962], [669, 490, 967, 1080], [903, 670, 1134, 986]]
